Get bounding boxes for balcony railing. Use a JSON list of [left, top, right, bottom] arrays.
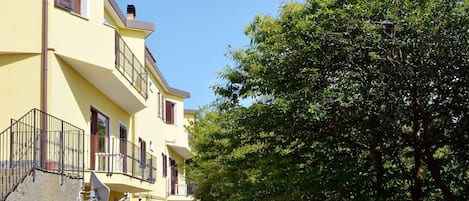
[[92, 136, 156, 183], [115, 31, 148, 99], [170, 184, 196, 196], [0, 109, 85, 200]]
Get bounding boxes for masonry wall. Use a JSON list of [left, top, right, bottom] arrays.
[[6, 169, 82, 201]]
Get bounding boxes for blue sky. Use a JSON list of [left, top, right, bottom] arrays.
[[115, 1, 297, 109]]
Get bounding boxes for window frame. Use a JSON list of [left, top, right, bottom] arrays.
[[158, 92, 165, 120], [162, 153, 168, 177], [55, 0, 81, 14], [165, 100, 176, 125], [139, 138, 147, 167]]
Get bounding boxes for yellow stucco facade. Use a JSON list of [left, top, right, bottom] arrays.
[[0, 1, 195, 201]]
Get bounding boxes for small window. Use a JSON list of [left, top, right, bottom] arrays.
[[162, 153, 168, 177], [149, 140, 154, 152], [56, 0, 81, 14], [139, 138, 146, 167], [165, 101, 176, 124], [158, 92, 165, 119]]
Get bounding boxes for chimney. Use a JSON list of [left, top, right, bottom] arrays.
[[127, 5, 136, 20]]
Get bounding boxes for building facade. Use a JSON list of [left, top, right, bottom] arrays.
[[0, 0, 194, 200]]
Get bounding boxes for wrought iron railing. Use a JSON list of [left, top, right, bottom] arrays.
[[115, 31, 148, 99], [170, 184, 196, 196], [92, 136, 156, 183], [0, 109, 85, 200]]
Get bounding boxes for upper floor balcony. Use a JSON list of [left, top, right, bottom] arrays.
[[115, 32, 148, 101], [84, 135, 156, 193], [51, 0, 151, 114]]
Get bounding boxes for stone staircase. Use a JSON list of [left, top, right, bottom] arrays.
[[1, 168, 30, 201], [0, 109, 85, 201]]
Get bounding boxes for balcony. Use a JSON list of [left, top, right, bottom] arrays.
[[170, 184, 196, 196], [167, 184, 196, 201], [85, 136, 156, 193], [115, 32, 148, 100], [53, 24, 148, 113]]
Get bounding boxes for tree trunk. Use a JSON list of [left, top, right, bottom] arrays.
[[410, 87, 422, 201], [411, 148, 423, 201], [370, 115, 385, 199], [424, 153, 456, 201], [421, 113, 456, 201]]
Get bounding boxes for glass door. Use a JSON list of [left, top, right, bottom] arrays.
[[90, 108, 109, 170]]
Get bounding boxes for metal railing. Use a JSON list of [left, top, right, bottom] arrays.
[[0, 109, 85, 200], [92, 136, 156, 183], [115, 31, 148, 99], [170, 184, 196, 196]]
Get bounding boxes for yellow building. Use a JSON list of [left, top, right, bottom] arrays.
[[0, 0, 195, 200]]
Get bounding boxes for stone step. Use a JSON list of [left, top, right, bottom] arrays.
[[0, 168, 30, 200]]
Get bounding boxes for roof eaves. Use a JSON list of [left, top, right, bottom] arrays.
[[145, 49, 191, 99], [108, 0, 154, 32], [184, 109, 198, 115]]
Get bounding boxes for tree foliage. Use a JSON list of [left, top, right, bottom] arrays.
[[188, 0, 468, 200]]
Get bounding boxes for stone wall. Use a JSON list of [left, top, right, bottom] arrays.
[[6, 169, 82, 201]]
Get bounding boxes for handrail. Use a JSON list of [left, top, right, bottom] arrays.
[[115, 31, 148, 99], [0, 109, 85, 200], [170, 184, 196, 196], [91, 135, 156, 183]]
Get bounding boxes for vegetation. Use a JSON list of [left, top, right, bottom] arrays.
[[188, 0, 468, 200]]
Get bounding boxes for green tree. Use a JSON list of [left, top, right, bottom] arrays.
[[189, 0, 468, 200]]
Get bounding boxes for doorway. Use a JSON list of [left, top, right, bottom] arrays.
[[90, 108, 109, 170]]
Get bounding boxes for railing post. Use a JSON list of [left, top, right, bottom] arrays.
[[132, 144, 135, 177], [60, 121, 64, 185], [82, 130, 85, 179], [40, 110, 48, 169], [131, 56, 135, 84], [9, 119, 14, 168], [150, 157, 153, 182], [78, 130, 82, 179], [115, 31, 119, 66], [33, 109, 37, 181], [110, 139, 114, 176]]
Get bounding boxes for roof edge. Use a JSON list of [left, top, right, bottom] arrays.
[[184, 109, 198, 115], [108, 0, 154, 32], [145, 49, 191, 99]]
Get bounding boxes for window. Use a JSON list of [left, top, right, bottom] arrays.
[[139, 138, 147, 167], [162, 153, 167, 177], [90, 108, 109, 170], [119, 124, 128, 172], [170, 158, 178, 195], [56, 0, 81, 14], [158, 92, 164, 119], [165, 101, 176, 124], [149, 140, 154, 152]]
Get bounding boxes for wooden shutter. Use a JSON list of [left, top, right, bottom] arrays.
[[142, 140, 146, 165], [162, 153, 168, 177], [165, 101, 174, 124], [56, 0, 72, 8], [55, 0, 80, 14]]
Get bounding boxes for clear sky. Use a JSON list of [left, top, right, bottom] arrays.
[[115, 1, 298, 109]]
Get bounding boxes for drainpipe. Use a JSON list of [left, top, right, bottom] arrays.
[[40, 0, 49, 169]]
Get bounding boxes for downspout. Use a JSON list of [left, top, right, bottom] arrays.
[[42, 0, 48, 113], [40, 0, 49, 169]]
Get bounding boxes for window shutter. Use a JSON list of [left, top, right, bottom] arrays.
[[165, 101, 174, 124], [55, 0, 80, 14], [56, 0, 72, 8], [160, 94, 165, 121], [142, 140, 146, 164], [162, 153, 168, 177]]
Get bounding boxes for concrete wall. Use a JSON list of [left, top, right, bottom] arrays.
[[0, 54, 42, 130], [0, 0, 42, 53], [6, 169, 82, 201]]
